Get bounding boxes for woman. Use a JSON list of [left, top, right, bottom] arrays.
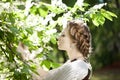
[[17, 20, 92, 80]]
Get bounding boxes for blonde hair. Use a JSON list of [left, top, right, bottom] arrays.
[[68, 20, 92, 58]]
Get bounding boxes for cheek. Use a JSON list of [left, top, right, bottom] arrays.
[[61, 38, 70, 47], [58, 38, 65, 48]]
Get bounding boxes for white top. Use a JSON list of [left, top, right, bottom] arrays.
[[44, 59, 92, 80]]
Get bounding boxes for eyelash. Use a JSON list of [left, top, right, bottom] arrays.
[[61, 34, 65, 37]]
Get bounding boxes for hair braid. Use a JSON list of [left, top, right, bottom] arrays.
[[68, 20, 92, 57]]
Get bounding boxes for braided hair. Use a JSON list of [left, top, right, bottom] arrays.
[[68, 20, 92, 58]]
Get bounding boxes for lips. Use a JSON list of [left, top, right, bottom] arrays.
[[57, 41, 62, 47], [57, 41, 60, 45]]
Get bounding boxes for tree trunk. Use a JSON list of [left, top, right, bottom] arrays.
[[115, 0, 120, 8]]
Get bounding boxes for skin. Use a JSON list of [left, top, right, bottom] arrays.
[[57, 26, 85, 61], [40, 25, 85, 79], [17, 22, 86, 80]]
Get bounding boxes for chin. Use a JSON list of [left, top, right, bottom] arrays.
[[58, 46, 63, 50], [58, 47, 66, 51], [58, 47, 62, 50]]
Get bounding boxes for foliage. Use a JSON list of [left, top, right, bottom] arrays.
[[90, 9, 120, 70], [0, 0, 117, 79]]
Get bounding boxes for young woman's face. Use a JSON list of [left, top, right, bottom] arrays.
[[57, 27, 72, 50]]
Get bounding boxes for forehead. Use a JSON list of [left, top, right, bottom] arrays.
[[61, 27, 69, 34], [60, 20, 85, 35]]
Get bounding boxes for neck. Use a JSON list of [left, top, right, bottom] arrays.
[[66, 47, 84, 61]]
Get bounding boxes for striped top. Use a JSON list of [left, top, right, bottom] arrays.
[[44, 59, 92, 80]]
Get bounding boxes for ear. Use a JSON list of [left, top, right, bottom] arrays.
[[71, 39, 78, 47], [70, 40, 77, 49]]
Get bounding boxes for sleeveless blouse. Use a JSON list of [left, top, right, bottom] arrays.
[[44, 59, 92, 80]]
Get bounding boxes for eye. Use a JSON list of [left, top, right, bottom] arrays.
[[61, 34, 65, 37]]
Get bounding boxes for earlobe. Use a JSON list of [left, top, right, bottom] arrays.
[[70, 41, 77, 48], [72, 40, 77, 44]]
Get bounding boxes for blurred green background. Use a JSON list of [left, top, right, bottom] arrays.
[[64, 0, 120, 80], [0, 0, 120, 80]]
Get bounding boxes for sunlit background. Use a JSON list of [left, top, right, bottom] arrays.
[[0, 0, 120, 80]]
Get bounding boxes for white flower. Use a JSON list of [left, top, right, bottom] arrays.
[[92, 3, 107, 10], [75, 0, 84, 7], [29, 32, 39, 45], [45, 29, 57, 35]]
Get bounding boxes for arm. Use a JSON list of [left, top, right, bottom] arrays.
[[17, 42, 48, 80]]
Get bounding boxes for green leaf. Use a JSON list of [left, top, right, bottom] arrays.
[[99, 16, 105, 25], [101, 9, 117, 21], [106, 11, 117, 18], [91, 13, 105, 26], [10, 27, 19, 34], [41, 60, 51, 69], [26, 28, 33, 34], [51, 62, 61, 68], [17, 5, 25, 10], [83, 3, 90, 7], [103, 13, 113, 21], [50, 35, 56, 44], [30, 5, 37, 14], [97, 13, 105, 25], [47, 5, 64, 14], [36, 53, 44, 58], [90, 13, 99, 26], [21, 65, 29, 74], [38, 5, 48, 17], [9, 13, 15, 24], [92, 18, 99, 26]]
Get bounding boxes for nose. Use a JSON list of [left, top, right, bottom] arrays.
[[56, 32, 61, 40], [57, 33, 62, 41], [56, 35, 60, 41]]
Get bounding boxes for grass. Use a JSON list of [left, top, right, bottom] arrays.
[[91, 69, 120, 80]]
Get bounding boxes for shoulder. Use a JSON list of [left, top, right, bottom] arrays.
[[70, 60, 91, 69], [63, 59, 91, 70], [69, 60, 92, 79], [44, 60, 92, 80]]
